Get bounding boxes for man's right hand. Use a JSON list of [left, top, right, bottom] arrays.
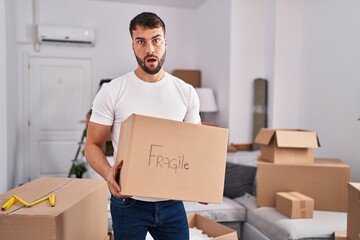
[[105, 160, 132, 199]]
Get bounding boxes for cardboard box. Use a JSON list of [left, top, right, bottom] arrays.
[[0, 177, 108, 240], [347, 182, 360, 240], [172, 69, 201, 87], [275, 191, 314, 218], [256, 158, 350, 212], [334, 231, 348, 240], [187, 214, 238, 240], [107, 232, 114, 240], [254, 128, 320, 164], [118, 114, 229, 203]]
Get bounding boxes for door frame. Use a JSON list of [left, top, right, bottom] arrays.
[[19, 49, 95, 182]]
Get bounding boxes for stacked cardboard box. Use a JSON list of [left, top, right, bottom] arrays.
[[0, 177, 108, 240], [334, 231, 348, 240], [275, 191, 314, 218], [255, 128, 320, 164], [347, 182, 360, 240], [255, 128, 350, 213], [334, 182, 360, 240]]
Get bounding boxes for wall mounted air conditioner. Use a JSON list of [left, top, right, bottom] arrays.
[[37, 25, 96, 46]]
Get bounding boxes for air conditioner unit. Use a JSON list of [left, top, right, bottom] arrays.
[[37, 25, 96, 46]]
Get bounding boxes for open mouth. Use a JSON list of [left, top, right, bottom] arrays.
[[146, 56, 158, 64]]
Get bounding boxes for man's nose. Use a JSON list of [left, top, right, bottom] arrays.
[[145, 42, 155, 54]]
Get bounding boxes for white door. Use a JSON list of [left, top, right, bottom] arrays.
[[28, 56, 92, 180]]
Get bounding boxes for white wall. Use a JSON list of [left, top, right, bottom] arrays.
[[13, 0, 199, 186], [195, 0, 231, 128], [228, 0, 360, 181], [16, 0, 198, 93], [299, 0, 360, 181], [229, 0, 267, 143], [271, 0, 303, 128], [7, 0, 18, 191], [6, 0, 360, 188], [0, 0, 8, 193], [228, 0, 304, 142]]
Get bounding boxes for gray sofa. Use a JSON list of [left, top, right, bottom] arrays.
[[104, 152, 347, 239], [184, 151, 347, 240], [184, 194, 347, 240]]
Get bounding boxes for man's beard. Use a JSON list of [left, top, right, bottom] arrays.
[[135, 51, 166, 75]]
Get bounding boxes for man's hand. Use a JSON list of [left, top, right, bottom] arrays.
[[105, 160, 132, 199], [85, 122, 131, 198]]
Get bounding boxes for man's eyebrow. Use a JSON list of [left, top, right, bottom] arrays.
[[134, 34, 162, 41], [151, 34, 162, 39]]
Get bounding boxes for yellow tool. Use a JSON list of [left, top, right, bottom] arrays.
[[1, 196, 16, 211], [1, 194, 56, 211]]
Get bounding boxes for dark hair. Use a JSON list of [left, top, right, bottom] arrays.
[[129, 12, 166, 38]]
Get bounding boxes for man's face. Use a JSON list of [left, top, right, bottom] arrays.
[[132, 26, 167, 75]]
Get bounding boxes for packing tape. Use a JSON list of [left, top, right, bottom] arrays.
[[300, 200, 305, 209], [300, 209, 306, 218]]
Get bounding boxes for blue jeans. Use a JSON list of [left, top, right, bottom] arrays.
[[110, 196, 189, 240]]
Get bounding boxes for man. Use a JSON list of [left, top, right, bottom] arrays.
[[85, 12, 201, 240]]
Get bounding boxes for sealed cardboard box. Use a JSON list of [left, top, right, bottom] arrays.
[[347, 182, 360, 240], [187, 214, 238, 240], [0, 177, 108, 240], [334, 231, 348, 240], [118, 114, 229, 203], [257, 158, 350, 212], [276, 191, 314, 218], [172, 69, 201, 87], [254, 128, 320, 164]]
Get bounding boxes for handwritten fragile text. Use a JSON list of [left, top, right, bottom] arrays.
[[148, 144, 190, 174]]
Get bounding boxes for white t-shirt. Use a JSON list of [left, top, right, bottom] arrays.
[[90, 71, 201, 201]]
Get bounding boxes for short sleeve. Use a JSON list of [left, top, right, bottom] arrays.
[[90, 83, 114, 126], [184, 86, 201, 124]]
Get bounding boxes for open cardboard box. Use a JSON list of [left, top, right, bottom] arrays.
[[255, 128, 320, 164], [187, 214, 238, 240], [117, 114, 229, 203], [0, 177, 108, 240]]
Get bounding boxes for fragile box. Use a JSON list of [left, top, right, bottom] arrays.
[[257, 158, 350, 212], [187, 214, 238, 240], [0, 177, 108, 240], [347, 182, 360, 240], [118, 114, 229, 203], [275, 191, 314, 219], [254, 128, 320, 164]]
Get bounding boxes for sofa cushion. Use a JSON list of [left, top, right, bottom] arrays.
[[235, 194, 347, 240], [223, 162, 257, 198], [226, 151, 259, 167], [183, 197, 246, 222]]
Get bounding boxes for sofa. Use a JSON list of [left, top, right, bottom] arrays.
[[184, 151, 347, 240], [97, 153, 347, 239]]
